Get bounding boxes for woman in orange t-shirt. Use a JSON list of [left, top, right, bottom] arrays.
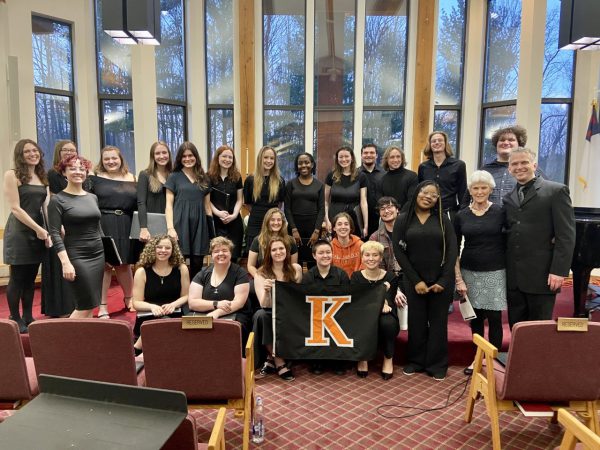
[[330, 212, 363, 278]]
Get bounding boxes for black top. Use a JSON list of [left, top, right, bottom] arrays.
[[243, 175, 286, 235], [211, 176, 243, 214], [392, 212, 458, 288], [381, 168, 418, 210], [350, 270, 397, 318], [143, 266, 182, 305], [249, 236, 298, 266], [302, 265, 350, 285], [454, 204, 506, 272], [284, 177, 325, 230], [359, 165, 385, 215], [325, 171, 367, 221], [137, 171, 167, 228], [418, 157, 467, 211], [192, 263, 249, 301]]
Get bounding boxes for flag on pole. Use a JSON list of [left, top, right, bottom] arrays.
[[576, 103, 600, 208]]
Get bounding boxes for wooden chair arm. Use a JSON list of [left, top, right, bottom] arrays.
[[473, 333, 498, 358], [558, 408, 600, 450], [207, 407, 227, 450]]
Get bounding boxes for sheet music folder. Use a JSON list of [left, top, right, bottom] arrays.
[[211, 186, 231, 211], [0, 375, 187, 450], [102, 236, 122, 266], [129, 211, 168, 239]]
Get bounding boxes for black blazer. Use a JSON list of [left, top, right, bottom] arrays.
[[503, 177, 575, 295]]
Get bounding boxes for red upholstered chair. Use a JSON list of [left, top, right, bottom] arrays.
[[142, 319, 254, 450], [557, 409, 600, 450], [0, 319, 38, 408], [464, 320, 600, 450], [28, 319, 143, 386]]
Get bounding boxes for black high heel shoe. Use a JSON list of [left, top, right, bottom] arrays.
[[381, 371, 393, 381], [356, 369, 368, 378]]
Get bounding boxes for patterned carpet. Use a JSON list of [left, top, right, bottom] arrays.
[[190, 365, 563, 449]]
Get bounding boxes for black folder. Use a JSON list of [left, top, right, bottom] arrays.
[[211, 186, 231, 211], [102, 236, 122, 266]]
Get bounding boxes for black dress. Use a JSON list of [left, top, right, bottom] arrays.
[[350, 271, 399, 358], [210, 176, 244, 259], [48, 192, 104, 311], [243, 175, 285, 254], [89, 175, 138, 264], [284, 177, 325, 265], [133, 266, 182, 336], [164, 171, 211, 257], [3, 184, 47, 265], [43, 170, 91, 316], [324, 171, 367, 227]]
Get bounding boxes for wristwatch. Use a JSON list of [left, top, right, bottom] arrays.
[[213, 301, 218, 310]]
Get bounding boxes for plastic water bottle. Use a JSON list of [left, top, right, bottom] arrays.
[[252, 396, 265, 444]]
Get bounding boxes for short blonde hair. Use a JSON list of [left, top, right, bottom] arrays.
[[360, 240, 384, 256], [509, 147, 537, 162], [209, 236, 235, 254]]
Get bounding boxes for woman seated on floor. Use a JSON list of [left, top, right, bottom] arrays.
[[253, 237, 303, 381], [188, 237, 252, 345], [132, 235, 190, 354], [351, 241, 400, 380], [331, 212, 363, 278]]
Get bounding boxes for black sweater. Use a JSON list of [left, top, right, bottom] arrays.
[[381, 168, 418, 210]]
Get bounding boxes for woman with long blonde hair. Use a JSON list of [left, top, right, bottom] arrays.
[[242, 146, 285, 256], [137, 141, 173, 242]]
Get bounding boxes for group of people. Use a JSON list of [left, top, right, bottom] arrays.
[[3, 124, 576, 382]]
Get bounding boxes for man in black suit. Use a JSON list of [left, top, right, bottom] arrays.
[[504, 147, 575, 328]]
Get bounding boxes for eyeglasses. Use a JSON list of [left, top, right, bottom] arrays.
[[378, 205, 397, 212], [418, 190, 439, 200], [61, 148, 77, 153]]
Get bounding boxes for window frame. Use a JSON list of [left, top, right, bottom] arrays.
[[32, 15, 77, 148]]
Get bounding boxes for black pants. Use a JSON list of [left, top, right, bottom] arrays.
[[405, 284, 450, 375], [252, 308, 273, 369], [7, 264, 39, 322], [470, 309, 503, 350], [507, 289, 556, 329]]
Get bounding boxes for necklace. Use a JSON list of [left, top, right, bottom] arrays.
[[210, 268, 227, 294], [469, 201, 492, 216], [363, 269, 383, 283]]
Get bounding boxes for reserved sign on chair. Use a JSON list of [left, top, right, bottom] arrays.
[[182, 316, 213, 329]]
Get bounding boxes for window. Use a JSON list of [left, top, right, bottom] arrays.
[[361, 0, 408, 161], [434, 0, 466, 154], [205, 0, 234, 159], [537, 0, 574, 183], [480, 0, 521, 164], [314, 0, 356, 176], [32, 16, 75, 166], [263, 0, 306, 181], [95, 0, 135, 171], [156, 0, 187, 155]]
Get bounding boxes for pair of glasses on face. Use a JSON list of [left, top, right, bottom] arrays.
[[418, 190, 439, 200], [378, 205, 396, 212]]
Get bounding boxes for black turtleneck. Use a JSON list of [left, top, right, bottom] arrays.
[[381, 167, 418, 210]]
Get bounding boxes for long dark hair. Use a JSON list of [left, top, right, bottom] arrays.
[[13, 139, 48, 186], [174, 141, 208, 188], [257, 237, 296, 282], [395, 180, 447, 265], [207, 145, 241, 184]]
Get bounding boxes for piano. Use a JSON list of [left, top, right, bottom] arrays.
[[572, 207, 600, 317]]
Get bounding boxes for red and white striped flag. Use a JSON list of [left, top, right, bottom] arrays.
[[576, 104, 600, 207]]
